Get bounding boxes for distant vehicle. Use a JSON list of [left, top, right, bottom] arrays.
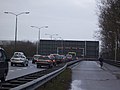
[[56, 55, 66, 63], [0, 47, 9, 82], [49, 54, 63, 64], [66, 54, 73, 60], [32, 55, 41, 64], [60, 55, 66, 62], [10, 52, 28, 67], [36, 55, 56, 68], [68, 52, 76, 60]]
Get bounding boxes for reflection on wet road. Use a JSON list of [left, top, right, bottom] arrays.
[[70, 61, 120, 90]]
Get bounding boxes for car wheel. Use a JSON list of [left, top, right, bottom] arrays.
[[11, 63, 13, 66], [26, 63, 28, 66], [1, 73, 6, 82], [32, 61, 35, 64], [48, 64, 52, 68], [37, 64, 41, 68], [14, 64, 16, 66], [22, 63, 26, 67]]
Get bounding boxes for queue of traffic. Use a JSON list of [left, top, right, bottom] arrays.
[[0, 47, 78, 82], [32, 54, 74, 68]]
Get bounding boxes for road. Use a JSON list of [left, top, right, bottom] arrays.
[[70, 61, 120, 90], [6, 61, 45, 80]]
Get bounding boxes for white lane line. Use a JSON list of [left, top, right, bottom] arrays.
[[23, 67, 27, 69], [16, 69, 22, 71], [9, 70, 14, 72], [30, 66, 32, 68], [30, 66, 34, 68]]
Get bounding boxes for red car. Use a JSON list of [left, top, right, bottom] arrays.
[[36, 56, 56, 68]]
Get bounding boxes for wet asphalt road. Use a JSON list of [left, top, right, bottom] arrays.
[[70, 61, 120, 90], [6, 61, 45, 80]]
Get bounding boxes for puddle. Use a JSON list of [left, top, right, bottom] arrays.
[[115, 73, 120, 79], [70, 80, 85, 90]]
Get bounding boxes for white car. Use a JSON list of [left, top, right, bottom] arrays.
[[13, 52, 24, 56], [10, 53, 28, 67]]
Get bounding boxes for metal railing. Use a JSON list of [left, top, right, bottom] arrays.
[[104, 59, 120, 67], [10, 60, 80, 90]]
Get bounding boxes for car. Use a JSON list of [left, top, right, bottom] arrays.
[[66, 54, 73, 61], [50, 54, 66, 64], [36, 55, 56, 68], [0, 47, 9, 82], [59, 55, 66, 63], [49, 54, 61, 64], [32, 55, 41, 64], [13, 52, 24, 56], [10, 52, 28, 67]]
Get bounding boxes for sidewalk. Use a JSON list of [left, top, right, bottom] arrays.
[[70, 61, 120, 90]]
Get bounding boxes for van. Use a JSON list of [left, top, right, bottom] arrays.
[[0, 47, 8, 82]]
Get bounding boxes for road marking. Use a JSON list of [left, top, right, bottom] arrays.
[[16, 69, 22, 71], [30, 66, 32, 68], [9, 70, 14, 72], [23, 67, 27, 69], [30, 66, 35, 68]]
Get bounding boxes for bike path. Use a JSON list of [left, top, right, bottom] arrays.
[[70, 61, 120, 90]]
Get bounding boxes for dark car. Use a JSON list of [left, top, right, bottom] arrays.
[[50, 54, 64, 64], [0, 47, 9, 82], [32, 55, 41, 64]]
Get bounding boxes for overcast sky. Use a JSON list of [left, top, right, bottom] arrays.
[[0, 0, 98, 41]]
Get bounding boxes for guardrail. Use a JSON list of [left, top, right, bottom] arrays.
[[10, 60, 81, 90], [104, 59, 120, 67]]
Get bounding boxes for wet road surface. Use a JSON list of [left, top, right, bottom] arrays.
[[70, 61, 120, 90]]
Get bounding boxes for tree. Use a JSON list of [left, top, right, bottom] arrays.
[[97, 0, 120, 60], [0, 40, 36, 58]]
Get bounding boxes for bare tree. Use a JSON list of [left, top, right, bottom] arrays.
[[0, 40, 36, 58], [97, 0, 120, 60]]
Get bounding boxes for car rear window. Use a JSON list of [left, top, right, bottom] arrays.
[[34, 56, 40, 59], [39, 56, 50, 60]]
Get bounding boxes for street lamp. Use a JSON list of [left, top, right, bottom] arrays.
[[45, 34, 58, 40], [45, 33, 58, 54], [56, 37, 64, 54], [4, 11, 29, 51], [31, 26, 48, 54]]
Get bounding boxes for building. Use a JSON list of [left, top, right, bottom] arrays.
[[39, 39, 99, 58]]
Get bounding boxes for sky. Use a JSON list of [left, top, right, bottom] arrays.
[[0, 0, 98, 41]]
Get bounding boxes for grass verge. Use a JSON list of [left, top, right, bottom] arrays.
[[36, 68, 72, 90]]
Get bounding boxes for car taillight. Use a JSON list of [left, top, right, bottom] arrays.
[[47, 60, 52, 62], [53, 60, 56, 62], [35, 60, 39, 62]]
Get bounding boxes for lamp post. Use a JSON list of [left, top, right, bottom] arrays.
[[31, 26, 48, 54], [45, 34, 58, 54], [56, 37, 63, 54], [4, 12, 29, 51]]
